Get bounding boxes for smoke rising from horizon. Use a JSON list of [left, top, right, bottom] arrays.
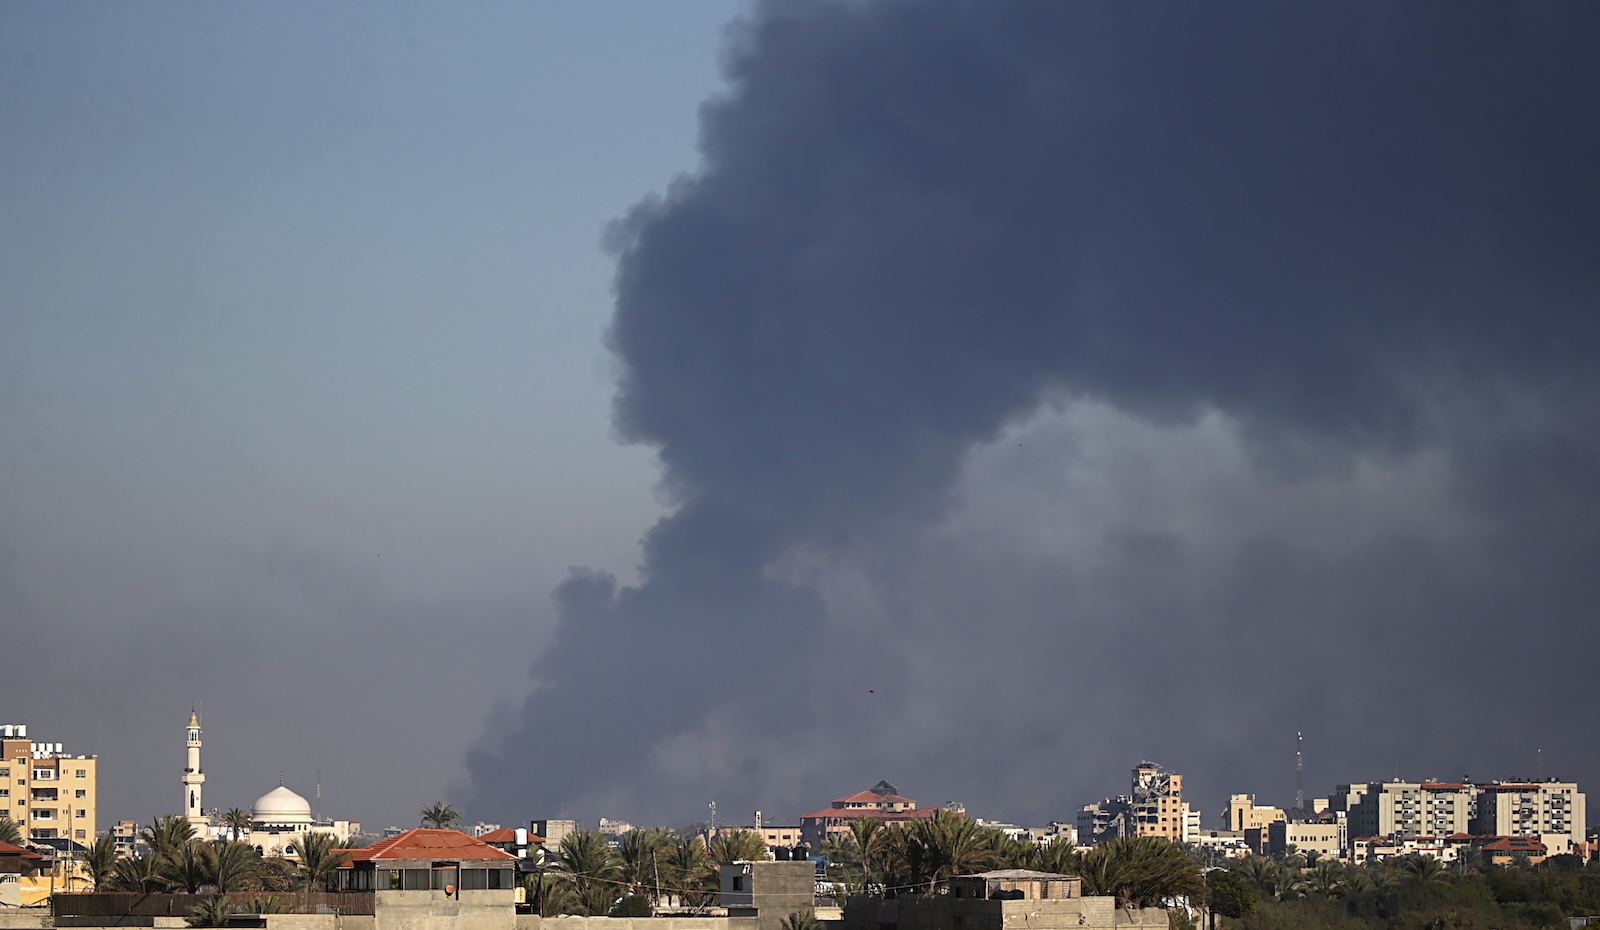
[[466, 1, 1600, 825]]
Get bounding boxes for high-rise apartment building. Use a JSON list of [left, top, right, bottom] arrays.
[[1471, 781, 1586, 855], [1, 723, 98, 844], [1347, 781, 1474, 840], [1129, 762, 1187, 842]]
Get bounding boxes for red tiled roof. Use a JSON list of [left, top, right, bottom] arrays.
[[833, 790, 915, 806], [342, 829, 518, 863], [475, 828, 542, 845], [0, 840, 44, 860], [1481, 836, 1545, 852]]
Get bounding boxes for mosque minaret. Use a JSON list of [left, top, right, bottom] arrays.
[[180, 706, 360, 855], [183, 708, 206, 828]]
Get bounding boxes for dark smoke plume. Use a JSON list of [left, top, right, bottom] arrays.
[[467, 1, 1600, 823]]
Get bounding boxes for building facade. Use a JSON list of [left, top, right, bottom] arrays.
[[799, 781, 944, 848], [1471, 781, 1586, 855], [1, 723, 97, 844], [1347, 781, 1475, 841]]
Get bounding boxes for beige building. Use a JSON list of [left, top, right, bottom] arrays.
[[1347, 781, 1474, 841], [1471, 781, 1586, 855], [1266, 817, 1346, 860], [1129, 763, 1188, 842], [1, 723, 97, 844], [1227, 794, 1285, 835]]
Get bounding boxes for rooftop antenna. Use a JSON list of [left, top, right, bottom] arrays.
[[1295, 731, 1304, 813], [1538, 749, 1543, 780]]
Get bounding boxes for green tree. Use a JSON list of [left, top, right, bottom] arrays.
[[78, 834, 120, 889], [1025, 838, 1082, 876], [142, 815, 198, 867], [223, 808, 254, 842], [710, 829, 768, 863], [110, 855, 170, 893], [609, 894, 654, 917], [526, 870, 579, 918], [1399, 853, 1449, 886], [553, 829, 622, 915], [419, 801, 461, 830], [1076, 836, 1207, 908], [617, 827, 674, 900], [295, 831, 350, 891], [662, 833, 717, 908], [186, 896, 237, 928], [847, 817, 886, 886], [0, 815, 21, 845], [1207, 869, 1255, 919], [781, 910, 821, 930], [206, 841, 261, 893]]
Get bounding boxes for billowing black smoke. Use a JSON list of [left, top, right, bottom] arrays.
[[467, 1, 1600, 823]]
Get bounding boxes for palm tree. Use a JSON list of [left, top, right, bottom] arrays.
[[110, 855, 170, 893], [1025, 838, 1082, 876], [847, 817, 886, 887], [618, 827, 674, 900], [77, 834, 120, 889], [1304, 860, 1345, 898], [1399, 853, 1448, 885], [142, 815, 198, 867], [554, 829, 622, 915], [1076, 836, 1206, 908], [661, 833, 717, 908], [295, 832, 349, 891], [186, 896, 237, 928], [223, 808, 254, 842], [166, 840, 215, 894], [780, 910, 821, 930], [419, 801, 461, 830], [0, 815, 21, 845], [207, 840, 262, 893], [526, 870, 580, 918], [710, 829, 768, 863]]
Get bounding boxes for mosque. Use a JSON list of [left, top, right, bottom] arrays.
[[181, 710, 360, 858]]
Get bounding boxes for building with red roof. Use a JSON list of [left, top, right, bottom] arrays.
[[799, 780, 951, 848]]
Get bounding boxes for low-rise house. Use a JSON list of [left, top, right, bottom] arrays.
[[337, 828, 519, 930]]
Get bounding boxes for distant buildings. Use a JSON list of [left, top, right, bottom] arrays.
[[799, 780, 948, 848], [1077, 762, 1197, 845], [1, 722, 98, 844]]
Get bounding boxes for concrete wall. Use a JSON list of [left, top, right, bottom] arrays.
[[372, 889, 516, 930], [0, 911, 53, 930], [848, 895, 1166, 930], [514, 918, 760, 930]]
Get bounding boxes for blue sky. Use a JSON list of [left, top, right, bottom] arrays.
[[2, 1, 742, 829]]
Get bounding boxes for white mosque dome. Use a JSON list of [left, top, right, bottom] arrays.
[[253, 785, 313, 823]]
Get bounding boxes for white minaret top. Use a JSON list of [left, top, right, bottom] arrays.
[[183, 707, 206, 827]]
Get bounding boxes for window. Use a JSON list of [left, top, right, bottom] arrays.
[[0, 789, 6, 798], [75, 770, 86, 778], [401, 869, 430, 890], [75, 829, 86, 839], [76, 790, 86, 798], [77, 809, 87, 818], [733, 877, 745, 892]]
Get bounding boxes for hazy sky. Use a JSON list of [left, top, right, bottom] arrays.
[[2, 0, 733, 830], [7, 1, 1600, 838]]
